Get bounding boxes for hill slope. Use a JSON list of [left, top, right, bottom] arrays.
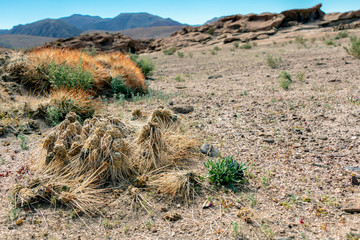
[[0, 34, 56, 49], [59, 14, 105, 30], [9, 19, 83, 38], [86, 12, 184, 31]]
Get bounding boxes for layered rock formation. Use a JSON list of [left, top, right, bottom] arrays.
[[45, 32, 146, 53], [43, 4, 360, 53]]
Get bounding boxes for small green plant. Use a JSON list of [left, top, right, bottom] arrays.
[[188, 52, 193, 58], [111, 76, 132, 96], [273, 41, 277, 45], [248, 193, 257, 207], [295, 35, 307, 45], [47, 59, 94, 90], [232, 222, 239, 237], [204, 156, 247, 191], [230, 47, 235, 52], [252, 42, 258, 47], [201, 50, 206, 55], [18, 134, 28, 150], [174, 74, 185, 82], [240, 42, 252, 49], [213, 46, 221, 51], [324, 39, 335, 45], [348, 96, 360, 105], [163, 47, 177, 55], [311, 37, 316, 43], [233, 42, 240, 49], [279, 71, 292, 90], [136, 57, 155, 78], [1, 157, 5, 165], [207, 27, 215, 35], [335, 31, 348, 39], [296, 71, 305, 81], [344, 35, 360, 58], [177, 51, 184, 58], [210, 49, 217, 55], [266, 54, 282, 69]]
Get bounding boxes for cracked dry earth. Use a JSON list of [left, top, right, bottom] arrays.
[[1, 28, 360, 239]]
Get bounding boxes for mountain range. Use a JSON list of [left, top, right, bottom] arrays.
[[0, 13, 185, 39]]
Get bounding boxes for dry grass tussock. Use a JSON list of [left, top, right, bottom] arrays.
[[0, 48, 146, 94], [12, 108, 198, 215]]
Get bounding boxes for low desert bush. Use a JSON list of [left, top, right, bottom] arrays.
[[324, 39, 335, 46], [163, 47, 177, 55], [129, 54, 155, 78], [335, 31, 348, 39], [279, 71, 292, 90], [47, 59, 94, 90], [240, 42, 252, 49], [233, 42, 240, 49], [344, 36, 360, 58], [204, 156, 247, 191], [266, 54, 282, 69], [47, 88, 97, 125], [177, 51, 184, 58], [295, 35, 307, 45]]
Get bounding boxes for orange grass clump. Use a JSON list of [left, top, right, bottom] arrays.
[[2, 48, 146, 94]]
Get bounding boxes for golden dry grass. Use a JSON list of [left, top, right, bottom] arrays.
[[12, 108, 197, 214]]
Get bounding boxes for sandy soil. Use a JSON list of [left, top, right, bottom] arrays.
[[0, 27, 360, 240]]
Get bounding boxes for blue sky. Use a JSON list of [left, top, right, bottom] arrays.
[[1, 0, 360, 29]]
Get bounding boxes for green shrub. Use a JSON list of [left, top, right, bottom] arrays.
[[188, 52, 193, 58], [252, 42, 258, 47], [163, 47, 177, 55], [136, 57, 155, 77], [47, 90, 96, 125], [344, 36, 360, 58], [213, 46, 221, 51], [233, 42, 240, 49], [210, 49, 217, 55], [295, 36, 307, 45], [177, 51, 184, 58], [266, 54, 282, 69], [240, 42, 252, 49], [324, 39, 335, 45], [47, 59, 94, 90], [204, 156, 247, 191], [111, 77, 132, 96], [335, 31, 348, 39], [296, 71, 305, 81], [207, 27, 215, 35], [174, 74, 185, 82], [279, 71, 292, 90]]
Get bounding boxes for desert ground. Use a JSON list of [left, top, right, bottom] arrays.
[[0, 27, 360, 240]]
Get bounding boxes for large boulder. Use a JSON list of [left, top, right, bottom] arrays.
[[280, 4, 325, 27]]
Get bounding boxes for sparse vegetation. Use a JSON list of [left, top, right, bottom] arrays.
[[266, 54, 282, 68], [204, 156, 247, 191], [175, 74, 185, 82], [296, 71, 306, 81], [344, 35, 360, 58], [177, 51, 184, 58], [279, 71, 292, 90], [233, 42, 240, 49], [324, 39, 335, 45], [239, 42, 252, 49], [335, 31, 348, 39], [295, 35, 307, 46], [130, 54, 155, 78], [163, 47, 177, 55]]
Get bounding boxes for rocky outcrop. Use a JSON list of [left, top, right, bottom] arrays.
[[147, 4, 325, 51], [321, 10, 360, 28], [280, 4, 325, 27], [45, 32, 147, 53]]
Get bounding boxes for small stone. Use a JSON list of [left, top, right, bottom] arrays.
[[200, 143, 220, 157], [0, 126, 4, 136], [164, 212, 182, 222], [171, 105, 194, 114], [2, 141, 10, 146], [202, 199, 213, 209], [342, 200, 360, 213], [169, 100, 174, 106], [351, 176, 360, 186], [263, 138, 275, 144], [318, 136, 328, 140]]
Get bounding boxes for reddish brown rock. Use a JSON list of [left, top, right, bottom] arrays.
[[45, 32, 146, 53], [280, 4, 325, 27]]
